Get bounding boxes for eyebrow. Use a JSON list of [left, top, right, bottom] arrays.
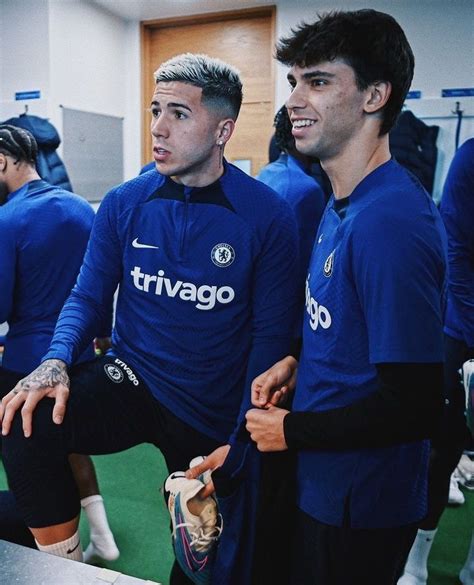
[[287, 70, 336, 82], [151, 100, 192, 113]]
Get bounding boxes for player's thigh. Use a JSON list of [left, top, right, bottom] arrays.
[[154, 401, 222, 474], [63, 356, 158, 455], [0, 367, 24, 400]]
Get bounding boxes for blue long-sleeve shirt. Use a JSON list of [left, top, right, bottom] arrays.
[[440, 138, 474, 347], [257, 153, 326, 284], [44, 162, 299, 441], [0, 180, 99, 373]]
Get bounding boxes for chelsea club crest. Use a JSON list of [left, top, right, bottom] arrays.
[[211, 243, 235, 267], [323, 250, 335, 277]]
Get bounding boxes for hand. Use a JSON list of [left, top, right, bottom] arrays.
[[251, 355, 298, 408], [94, 337, 112, 355], [0, 359, 70, 438], [185, 444, 230, 498], [246, 406, 289, 452]]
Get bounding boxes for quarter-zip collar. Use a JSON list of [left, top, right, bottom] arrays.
[[147, 160, 235, 213]]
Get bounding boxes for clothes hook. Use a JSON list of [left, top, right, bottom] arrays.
[[452, 101, 464, 151], [451, 101, 463, 115]]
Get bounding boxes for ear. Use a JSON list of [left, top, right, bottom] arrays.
[[0, 153, 7, 173], [215, 119, 235, 147], [364, 81, 392, 114]]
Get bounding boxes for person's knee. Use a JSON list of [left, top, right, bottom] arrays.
[[2, 416, 80, 528], [2, 399, 68, 495]]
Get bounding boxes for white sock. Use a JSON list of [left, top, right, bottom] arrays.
[[35, 530, 83, 562], [397, 528, 437, 585], [460, 530, 474, 585], [81, 495, 119, 563]]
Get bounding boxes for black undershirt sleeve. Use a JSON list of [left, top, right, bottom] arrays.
[[283, 362, 444, 451]]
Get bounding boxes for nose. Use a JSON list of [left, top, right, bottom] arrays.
[[286, 84, 306, 112], [151, 114, 169, 139]]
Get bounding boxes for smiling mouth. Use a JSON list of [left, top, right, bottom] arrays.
[[292, 119, 316, 128]]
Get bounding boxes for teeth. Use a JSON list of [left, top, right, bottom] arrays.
[[293, 119, 315, 128]]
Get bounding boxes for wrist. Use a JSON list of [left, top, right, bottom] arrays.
[[42, 358, 67, 370]]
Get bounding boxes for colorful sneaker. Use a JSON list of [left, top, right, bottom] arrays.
[[189, 456, 212, 486], [164, 471, 222, 584]]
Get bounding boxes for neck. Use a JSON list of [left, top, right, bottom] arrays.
[[171, 153, 225, 188], [9, 165, 41, 193], [322, 133, 390, 200]]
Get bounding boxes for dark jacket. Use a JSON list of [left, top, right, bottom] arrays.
[[3, 114, 73, 192], [389, 110, 439, 196]]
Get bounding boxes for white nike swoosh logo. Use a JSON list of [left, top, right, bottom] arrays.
[[132, 237, 159, 250]]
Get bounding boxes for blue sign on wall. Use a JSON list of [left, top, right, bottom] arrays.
[[15, 90, 41, 101], [406, 90, 422, 99], [441, 88, 474, 98]]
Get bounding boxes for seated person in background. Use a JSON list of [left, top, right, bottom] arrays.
[[257, 105, 326, 344], [0, 125, 118, 563], [399, 138, 474, 585], [0, 54, 298, 585]]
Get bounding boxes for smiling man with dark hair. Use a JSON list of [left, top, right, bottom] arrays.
[[246, 11, 447, 585]]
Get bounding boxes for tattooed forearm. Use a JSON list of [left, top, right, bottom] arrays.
[[20, 359, 69, 391]]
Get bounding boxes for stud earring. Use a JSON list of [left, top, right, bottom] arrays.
[[217, 140, 223, 146]]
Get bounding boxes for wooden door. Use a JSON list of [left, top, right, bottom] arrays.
[[141, 7, 275, 176]]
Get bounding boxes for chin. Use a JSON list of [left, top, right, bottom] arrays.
[[155, 162, 173, 176], [296, 142, 319, 159]]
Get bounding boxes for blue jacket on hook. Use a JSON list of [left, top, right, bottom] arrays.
[[3, 114, 73, 192]]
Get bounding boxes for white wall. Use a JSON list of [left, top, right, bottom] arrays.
[[48, 0, 128, 161], [122, 21, 141, 180], [0, 0, 131, 174], [0, 0, 50, 119]]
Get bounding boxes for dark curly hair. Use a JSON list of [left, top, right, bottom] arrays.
[[273, 106, 294, 153], [0, 124, 38, 165], [276, 9, 414, 135]]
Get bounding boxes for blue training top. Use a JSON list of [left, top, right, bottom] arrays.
[[440, 138, 474, 348], [44, 161, 299, 442], [257, 153, 326, 285], [0, 180, 97, 373], [294, 159, 447, 528]]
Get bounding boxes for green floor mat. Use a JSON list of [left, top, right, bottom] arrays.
[[1, 444, 473, 584]]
